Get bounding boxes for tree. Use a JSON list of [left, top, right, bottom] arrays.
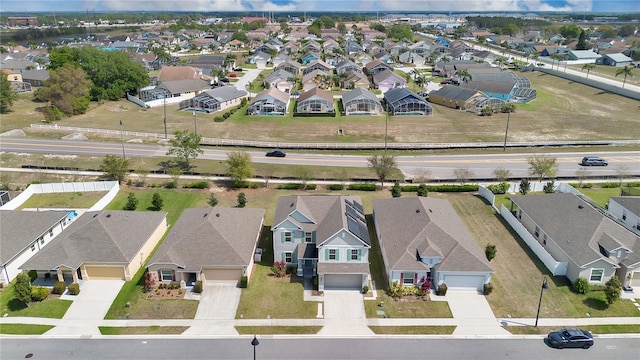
[[604, 276, 622, 305], [417, 183, 428, 197], [123, 192, 138, 211], [151, 191, 164, 210], [503, 23, 519, 37], [527, 155, 558, 182], [455, 69, 472, 83], [207, 193, 219, 207], [166, 130, 203, 171], [453, 167, 475, 185], [0, 76, 17, 113], [14, 272, 32, 307], [100, 154, 130, 183], [144, 272, 156, 293], [226, 151, 254, 185], [519, 179, 531, 195], [480, 107, 494, 116], [618, 24, 637, 37], [543, 180, 556, 193], [34, 63, 92, 116], [493, 167, 512, 182], [615, 65, 635, 89], [237, 192, 247, 208], [295, 167, 314, 190], [367, 154, 398, 189], [501, 102, 516, 113], [167, 167, 182, 187], [387, 24, 413, 41], [485, 244, 497, 261], [615, 165, 629, 187], [575, 167, 590, 187], [559, 24, 581, 39], [575, 30, 591, 50], [390, 182, 402, 197], [582, 63, 596, 79], [597, 25, 617, 39]]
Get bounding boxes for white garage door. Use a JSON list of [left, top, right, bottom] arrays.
[[324, 274, 362, 290], [442, 275, 484, 290], [631, 272, 640, 287]]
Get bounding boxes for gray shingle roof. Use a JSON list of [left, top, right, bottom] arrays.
[[201, 86, 248, 102], [252, 87, 290, 105], [297, 86, 333, 103], [373, 69, 406, 84], [462, 80, 515, 95], [383, 88, 427, 106], [148, 207, 264, 271], [20, 69, 49, 81], [429, 85, 483, 102], [0, 210, 69, 265], [510, 193, 640, 267], [610, 197, 640, 217], [20, 211, 167, 270], [265, 69, 295, 83], [373, 197, 493, 272], [342, 87, 380, 104]]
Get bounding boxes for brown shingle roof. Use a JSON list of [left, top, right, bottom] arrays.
[[158, 66, 203, 82], [297, 86, 333, 103]]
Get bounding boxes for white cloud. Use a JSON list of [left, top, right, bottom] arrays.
[[356, 0, 592, 12]]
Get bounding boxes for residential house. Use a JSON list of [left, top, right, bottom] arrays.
[[384, 88, 432, 116], [179, 86, 248, 113], [20, 211, 168, 283], [372, 52, 394, 64], [373, 69, 407, 93], [364, 59, 393, 76], [0, 59, 42, 73], [596, 53, 633, 67], [341, 69, 370, 90], [373, 198, 493, 290], [302, 69, 331, 91], [156, 79, 211, 98], [247, 88, 290, 116], [256, 43, 278, 54], [509, 193, 640, 287], [265, 69, 296, 93], [271, 195, 371, 290], [408, 41, 431, 55], [399, 51, 425, 66], [342, 87, 382, 116], [300, 53, 320, 65], [302, 40, 322, 54], [147, 207, 264, 286], [296, 87, 334, 114], [607, 197, 640, 237], [158, 66, 204, 82], [566, 50, 601, 61], [276, 59, 302, 75], [461, 79, 516, 102], [429, 85, 504, 112], [247, 51, 272, 68], [20, 69, 49, 87], [322, 39, 340, 53], [303, 59, 332, 75], [0, 210, 77, 286], [344, 41, 364, 55], [335, 59, 361, 75], [272, 53, 291, 68]]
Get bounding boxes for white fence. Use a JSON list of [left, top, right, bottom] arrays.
[[0, 181, 119, 211]]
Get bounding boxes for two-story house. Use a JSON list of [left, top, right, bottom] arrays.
[[271, 195, 371, 291]]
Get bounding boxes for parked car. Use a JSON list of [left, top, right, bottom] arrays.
[[265, 149, 286, 157], [580, 156, 608, 166], [233, 67, 243, 72], [546, 328, 593, 349], [440, 79, 452, 84], [417, 92, 429, 98], [291, 91, 301, 96]]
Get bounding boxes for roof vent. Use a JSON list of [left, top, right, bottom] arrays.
[[216, 213, 220, 217], [429, 209, 432, 213], [578, 205, 584, 209], [416, 209, 420, 213], [93, 214, 98, 218], [203, 213, 208, 217], [106, 214, 111, 218], [290, 202, 294, 207]]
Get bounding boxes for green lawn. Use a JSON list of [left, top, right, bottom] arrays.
[[579, 187, 622, 207], [99, 326, 189, 335], [368, 326, 456, 335], [0, 324, 54, 335], [0, 284, 72, 319], [235, 326, 322, 335], [506, 324, 640, 335], [19, 192, 108, 209], [104, 188, 205, 224]]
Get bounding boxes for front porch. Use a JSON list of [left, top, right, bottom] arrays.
[[296, 243, 317, 279]]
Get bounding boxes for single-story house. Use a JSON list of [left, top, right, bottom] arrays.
[[302, 69, 331, 91], [364, 59, 394, 75], [0, 210, 77, 286], [607, 197, 640, 237], [155, 79, 211, 99], [596, 53, 633, 67], [566, 50, 601, 61], [373, 197, 493, 291], [335, 59, 361, 75], [20, 211, 168, 283], [264, 69, 296, 93], [303, 59, 332, 75], [19, 69, 49, 87], [461, 79, 516, 102], [276, 59, 302, 75], [509, 193, 640, 287], [384, 88, 432, 116], [342, 87, 383, 116], [179, 86, 248, 113], [300, 53, 320, 65], [271, 53, 291, 68], [341, 69, 370, 90], [247, 51, 272, 67], [247, 87, 290, 116], [296, 87, 334, 114], [399, 51, 425, 66], [147, 207, 264, 286], [271, 195, 371, 291], [373, 69, 407, 93], [429, 85, 504, 112]]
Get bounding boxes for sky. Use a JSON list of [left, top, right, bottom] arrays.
[[2, 0, 639, 13]]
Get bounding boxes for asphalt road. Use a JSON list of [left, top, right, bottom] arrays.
[[0, 337, 638, 360]]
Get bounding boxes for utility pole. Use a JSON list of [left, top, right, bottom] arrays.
[[192, 110, 198, 135], [119, 120, 126, 159], [503, 111, 510, 152], [163, 96, 167, 139]]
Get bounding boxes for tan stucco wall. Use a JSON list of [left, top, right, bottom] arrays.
[[124, 218, 168, 281]]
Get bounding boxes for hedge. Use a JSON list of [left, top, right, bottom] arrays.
[[326, 184, 344, 190], [234, 181, 261, 189], [347, 183, 378, 191], [183, 181, 209, 189], [401, 184, 479, 192]]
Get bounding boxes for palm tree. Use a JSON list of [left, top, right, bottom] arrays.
[[455, 69, 472, 83], [615, 65, 635, 88], [582, 63, 596, 79]]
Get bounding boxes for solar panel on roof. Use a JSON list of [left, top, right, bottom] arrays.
[[347, 216, 362, 238], [345, 205, 358, 220], [353, 201, 364, 215]]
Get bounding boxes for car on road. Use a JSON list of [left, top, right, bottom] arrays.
[[580, 156, 608, 166], [265, 149, 286, 157], [546, 328, 593, 349]]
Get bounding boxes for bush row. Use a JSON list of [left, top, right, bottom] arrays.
[[401, 184, 479, 193], [276, 183, 317, 190], [183, 181, 209, 189], [234, 181, 261, 189]]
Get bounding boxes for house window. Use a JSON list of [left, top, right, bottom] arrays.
[[589, 269, 604, 283], [305, 232, 313, 243], [351, 249, 359, 261], [31, 244, 36, 252], [39, 237, 45, 245], [542, 234, 547, 246], [403, 272, 415, 285], [329, 249, 337, 260], [622, 210, 627, 221], [284, 252, 292, 263], [160, 269, 174, 281], [49, 228, 54, 237], [534, 226, 540, 238], [284, 231, 292, 242]]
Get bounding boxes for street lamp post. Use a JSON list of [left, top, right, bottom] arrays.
[[163, 95, 168, 139], [192, 110, 198, 135], [384, 111, 389, 154], [251, 335, 259, 360], [535, 277, 549, 327], [119, 120, 126, 159], [503, 110, 511, 152]]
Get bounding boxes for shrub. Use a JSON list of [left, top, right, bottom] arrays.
[[305, 184, 317, 190], [417, 183, 428, 197], [543, 180, 556, 193], [519, 179, 531, 195], [52, 281, 66, 295], [485, 244, 497, 261], [277, 183, 303, 190], [604, 277, 621, 305], [240, 276, 248, 288], [194, 281, 203, 293], [581, 183, 593, 188], [123, 192, 138, 210], [590, 284, 606, 292], [207, 193, 219, 207], [391, 182, 402, 197], [67, 283, 80, 295], [418, 276, 432, 295], [573, 277, 590, 294], [389, 281, 405, 298], [14, 273, 31, 305], [237, 192, 247, 208], [327, 184, 344, 190], [164, 181, 176, 189], [347, 183, 378, 191], [214, 116, 225, 122], [483, 283, 493, 295], [144, 272, 155, 293], [31, 286, 50, 302], [426, 185, 478, 192], [28, 270, 38, 282], [234, 181, 260, 189], [487, 182, 510, 194], [183, 181, 209, 189], [436, 283, 448, 296], [362, 285, 369, 293], [151, 191, 164, 210], [271, 261, 287, 278], [627, 182, 640, 188], [601, 182, 620, 188], [223, 112, 231, 119]]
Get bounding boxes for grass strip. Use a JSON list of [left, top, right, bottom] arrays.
[[368, 326, 456, 335], [0, 324, 54, 335], [235, 326, 322, 335], [98, 326, 189, 335]]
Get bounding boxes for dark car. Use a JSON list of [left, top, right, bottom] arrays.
[[233, 67, 243, 72], [265, 149, 286, 157], [546, 328, 594, 349], [580, 156, 608, 166]]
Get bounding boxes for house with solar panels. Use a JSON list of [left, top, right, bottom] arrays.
[[271, 195, 371, 291]]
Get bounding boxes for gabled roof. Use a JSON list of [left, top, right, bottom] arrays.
[[252, 87, 290, 104], [511, 193, 640, 268], [265, 69, 295, 83], [429, 85, 484, 102], [342, 87, 380, 104], [373, 69, 406, 84], [158, 66, 203, 82], [610, 197, 640, 216], [20, 69, 49, 81], [373, 197, 493, 272], [384, 88, 426, 105], [148, 207, 264, 271], [297, 86, 333, 103], [603, 53, 632, 62], [364, 58, 393, 72], [305, 59, 332, 70], [277, 59, 301, 71], [272, 195, 370, 246], [302, 69, 330, 83], [21, 211, 167, 270], [159, 79, 211, 94], [199, 86, 248, 102], [462, 80, 515, 95], [0, 210, 70, 265], [335, 59, 360, 72]]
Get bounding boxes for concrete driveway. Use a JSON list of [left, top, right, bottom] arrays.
[[319, 290, 373, 335], [444, 290, 510, 336], [194, 283, 241, 320]]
